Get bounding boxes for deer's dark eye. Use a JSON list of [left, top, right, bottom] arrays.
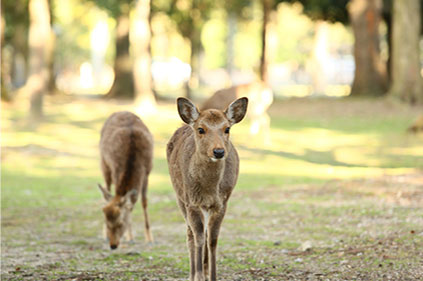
[[225, 127, 230, 134], [198, 128, 205, 134]]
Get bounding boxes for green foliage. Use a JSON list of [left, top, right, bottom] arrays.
[[2, 0, 29, 43], [84, 0, 134, 18], [279, 0, 350, 23]]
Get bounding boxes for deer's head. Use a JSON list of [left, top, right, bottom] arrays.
[[98, 184, 136, 249], [177, 97, 248, 162]]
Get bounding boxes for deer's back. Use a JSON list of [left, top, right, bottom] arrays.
[[101, 112, 153, 194], [201, 81, 272, 115]]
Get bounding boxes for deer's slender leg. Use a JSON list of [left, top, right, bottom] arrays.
[[187, 207, 205, 281], [101, 158, 112, 240], [203, 230, 209, 277], [207, 207, 225, 281], [187, 225, 196, 281], [125, 213, 134, 242], [140, 175, 153, 242]]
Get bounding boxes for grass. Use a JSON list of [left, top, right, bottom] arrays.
[[1, 95, 423, 280]]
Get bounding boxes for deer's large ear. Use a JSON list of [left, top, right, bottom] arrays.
[[177, 97, 200, 125], [225, 97, 248, 125], [98, 184, 112, 202], [120, 189, 137, 208]]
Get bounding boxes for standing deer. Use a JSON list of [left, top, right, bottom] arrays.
[[98, 111, 153, 250], [201, 81, 273, 141], [167, 97, 248, 281]]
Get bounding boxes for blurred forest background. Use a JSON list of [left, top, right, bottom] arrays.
[[2, 0, 423, 280], [2, 0, 422, 111]]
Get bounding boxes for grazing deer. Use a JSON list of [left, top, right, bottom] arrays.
[[201, 81, 273, 141], [98, 111, 153, 250], [167, 97, 248, 281]]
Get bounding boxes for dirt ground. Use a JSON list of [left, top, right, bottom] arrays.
[[2, 173, 423, 280]]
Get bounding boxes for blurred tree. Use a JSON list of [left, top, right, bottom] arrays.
[[221, 0, 253, 80], [91, 0, 155, 103], [382, 0, 423, 82], [260, 0, 273, 83], [153, 0, 215, 99], [2, 0, 29, 89], [23, 0, 53, 118], [281, 0, 387, 96], [348, 0, 387, 96], [1, 7, 10, 101], [89, 0, 135, 99], [389, 0, 422, 104], [47, 0, 57, 94], [133, 0, 156, 108]]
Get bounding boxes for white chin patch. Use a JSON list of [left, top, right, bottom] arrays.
[[210, 157, 219, 162]]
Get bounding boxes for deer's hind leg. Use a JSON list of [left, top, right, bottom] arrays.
[[141, 175, 153, 242], [101, 158, 112, 240]]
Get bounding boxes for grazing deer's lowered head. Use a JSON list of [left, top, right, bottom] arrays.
[[98, 185, 137, 249]]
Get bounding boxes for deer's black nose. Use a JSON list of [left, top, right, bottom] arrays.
[[110, 244, 117, 250], [213, 149, 225, 159]]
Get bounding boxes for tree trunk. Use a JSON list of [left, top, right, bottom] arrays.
[[348, 0, 388, 97], [1, 8, 10, 101], [382, 8, 393, 82], [133, 0, 156, 112], [11, 23, 28, 88], [107, 10, 134, 99], [185, 28, 201, 100], [47, 0, 57, 94], [389, 0, 422, 104], [226, 13, 236, 81], [25, 0, 52, 118], [311, 21, 329, 95], [260, 0, 272, 84]]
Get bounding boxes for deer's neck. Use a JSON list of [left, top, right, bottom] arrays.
[[187, 153, 225, 208]]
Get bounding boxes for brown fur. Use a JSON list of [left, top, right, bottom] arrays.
[[408, 115, 423, 133], [167, 97, 248, 281], [202, 81, 273, 140], [98, 111, 153, 249]]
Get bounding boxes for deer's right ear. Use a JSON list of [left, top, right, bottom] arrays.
[[177, 97, 199, 125], [98, 184, 112, 202]]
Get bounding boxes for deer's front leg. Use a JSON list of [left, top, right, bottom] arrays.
[[187, 207, 205, 281], [125, 220, 134, 242], [207, 207, 226, 281], [187, 226, 196, 281]]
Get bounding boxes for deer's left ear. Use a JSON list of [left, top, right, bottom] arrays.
[[120, 189, 137, 207], [177, 97, 200, 125], [225, 97, 248, 125], [98, 184, 112, 202]]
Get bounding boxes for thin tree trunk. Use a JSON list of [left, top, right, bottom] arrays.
[[1, 7, 10, 101], [311, 21, 329, 95], [185, 29, 201, 100], [260, 0, 272, 84], [382, 8, 393, 83], [25, 0, 52, 118], [389, 0, 422, 104], [47, 0, 57, 94], [226, 13, 236, 81], [133, 0, 156, 111], [348, 0, 388, 97], [11, 23, 28, 88], [107, 10, 134, 99]]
